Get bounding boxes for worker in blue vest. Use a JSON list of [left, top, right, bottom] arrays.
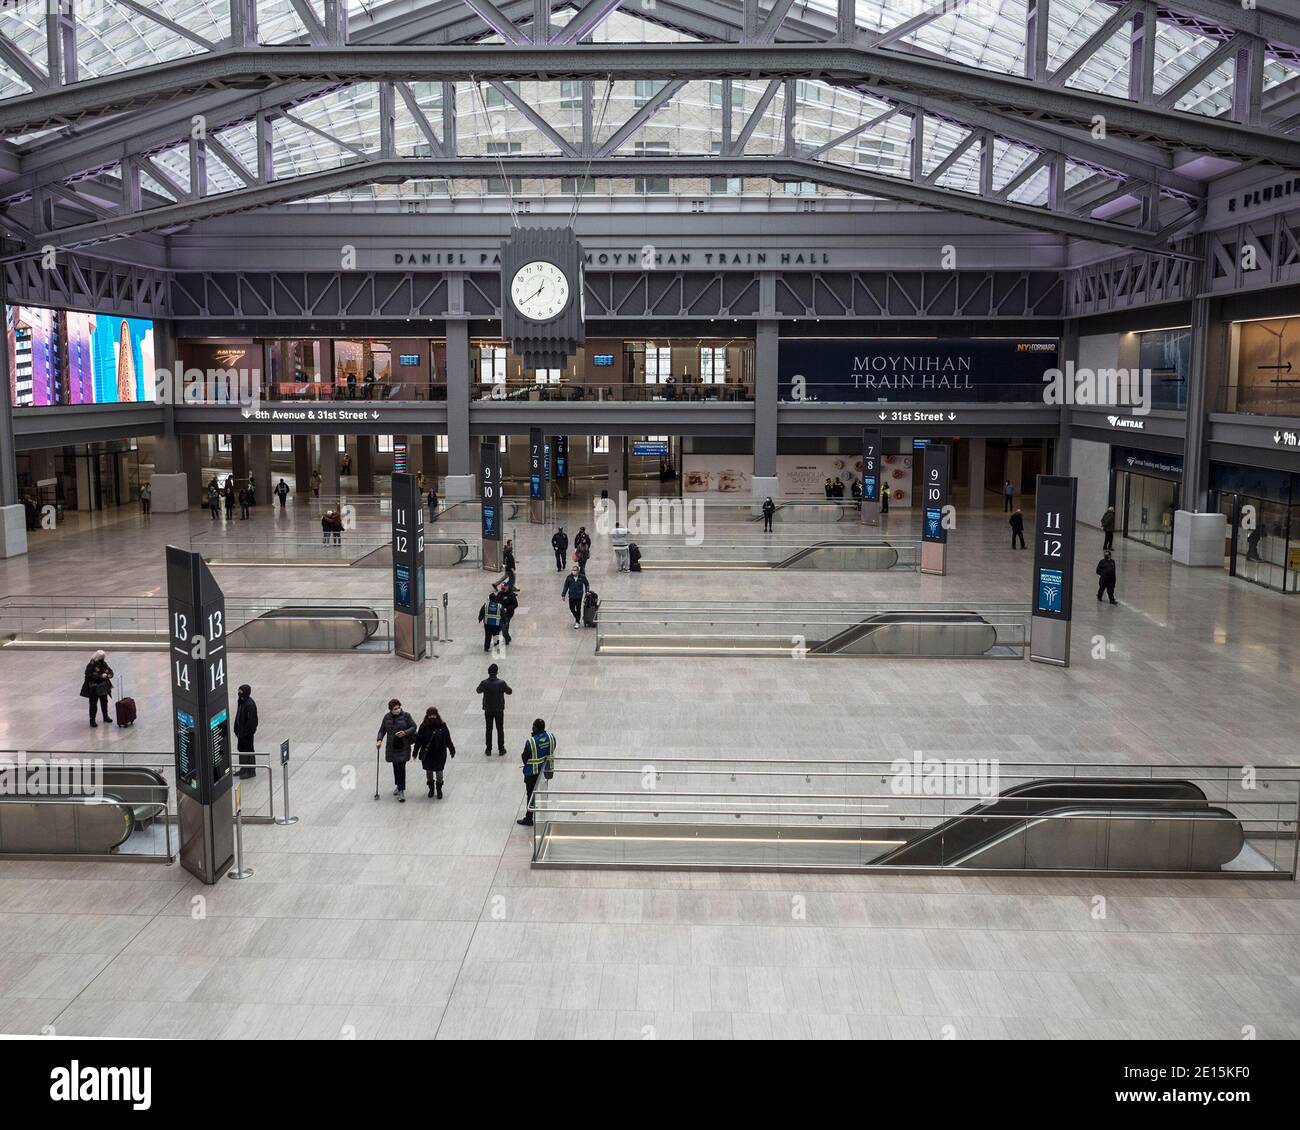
[[516, 718, 557, 827], [478, 589, 504, 652]]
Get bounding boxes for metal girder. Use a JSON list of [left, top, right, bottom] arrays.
[[2, 250, 171, 317], [1, 45, 1293, 167], [1101, 0, 1300, 58], [28, 155, 1191, 254], [1065, 249, 1199, 317], [164, 266, 1065, 320]]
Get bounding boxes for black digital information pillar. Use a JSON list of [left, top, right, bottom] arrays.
[[528, 426, 545, 524], [1030, 474, 1077, 667], [391, 471, 426, 660], [166, 546, 234, 884], [920, 443, 950, 575], [861, 427, 881, 527], [480, 440, 503, 572], [553, 435, 569, 500]]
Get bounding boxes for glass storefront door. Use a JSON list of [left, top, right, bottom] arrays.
[[1215, 491, 1297, 593], [1116, 470, 1179, 553]]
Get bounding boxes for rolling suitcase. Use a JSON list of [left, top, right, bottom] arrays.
[[582, 590, 599, 627], [115, 697, 137, 727]]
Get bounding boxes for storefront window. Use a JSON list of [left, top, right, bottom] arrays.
[[1211, 464, 1299, 594], [1111, 447, 1182, 555], [1225, 315, 1300, 416]]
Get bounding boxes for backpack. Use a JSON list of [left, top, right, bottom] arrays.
[[484, 598, 502, 627]]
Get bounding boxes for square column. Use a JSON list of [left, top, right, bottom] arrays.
[[293, 435, 312, 496], [318, 435, 340, 496], [444, 320, 473, 499], [966, 437, 987, 510], [249, 434, 272, 506], [231, 434, 249, 486], [356, 434, 375, 494], [607, 436, 628, 499], [182, 435, 203, 505]]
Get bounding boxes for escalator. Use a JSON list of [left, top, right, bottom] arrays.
[[774, 541, 900, 571], [226, 605, 381, 651], [0, 767, 168, 854], [810, 610, 997, 656], [352, 538, 471, 568], [874, 778, 1245, 871]]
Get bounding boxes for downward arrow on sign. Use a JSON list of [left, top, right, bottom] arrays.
[[879, 412, 887, 420]]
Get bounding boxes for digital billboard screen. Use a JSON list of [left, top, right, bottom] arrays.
[[6, 303, 156, 407]]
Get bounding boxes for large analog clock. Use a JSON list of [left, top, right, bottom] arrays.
[[509, 260, 571, 322], [500, 226, 585, 370]]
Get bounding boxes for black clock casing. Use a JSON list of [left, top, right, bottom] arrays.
[[500, 226, 586, 370]]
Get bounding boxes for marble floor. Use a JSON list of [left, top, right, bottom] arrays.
[[1, 489, 1298, 1040]]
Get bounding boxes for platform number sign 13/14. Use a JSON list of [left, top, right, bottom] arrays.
[[1032, 476, 1077, 621], [166, 546, 233, 803]]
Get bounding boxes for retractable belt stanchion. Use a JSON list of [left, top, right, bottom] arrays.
[[275, 740, 298, 826], [228, 784, 253, 880]]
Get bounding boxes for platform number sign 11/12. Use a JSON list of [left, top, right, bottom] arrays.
[[165, 546, 233, 804], [1032, 476, 1077, 621]]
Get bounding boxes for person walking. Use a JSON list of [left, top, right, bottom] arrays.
[[1096, 549, 1118, 604], [140, 482, 152, 516], [551, 527, 569, 571], [321, 510, 334, 546], [1002, 479, 1015, 512], [79, 650, 114, 728], [476, 663, 512, 757], [610, 521, 630, 572], [224, 484, 235, 520], [1246, 523, 1264, 562], [311, 469, 322, 498], [574, 526, 591, 559], [761, 496, 776, 533], [502, 539, 517, 589], [275, 478, 290, 509], [375, 698, 417, 801], [427, 485, 438, 517], [562, 565, 589, 629], [234, 684, 259, 779], [1009, 507, 1026, 549], [413, 706, 456, 799], [497, 583, 518, 646], [1101, 505, 1116, 551], [208, 484, 221, 520], [479, 588, 505, 651], [881, 485, 890, 515], [516, 718, 557, 827], [238, 486, 251, 520]]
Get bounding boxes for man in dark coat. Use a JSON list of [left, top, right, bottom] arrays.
[[1009, 508, 1026, 549], [551, 527, 569, 571], [234, 684, 259, 779], [375, 698, 417, 801], [1096, 550, 1118, 604], [475, 663, 512, 757]]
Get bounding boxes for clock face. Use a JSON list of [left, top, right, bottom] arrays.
[[509, 260, 571, 322]]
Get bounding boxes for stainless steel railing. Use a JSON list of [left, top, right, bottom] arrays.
[[594, 600, 1030, 658], [530, 756, 1300, 877]]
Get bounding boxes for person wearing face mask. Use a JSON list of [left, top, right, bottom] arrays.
[[234, 684, 259, 780], [375, 698, 418, 801], [761, 496, 776, 533], [562, 564, 589, 629], [80, 650, 114, 728]]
